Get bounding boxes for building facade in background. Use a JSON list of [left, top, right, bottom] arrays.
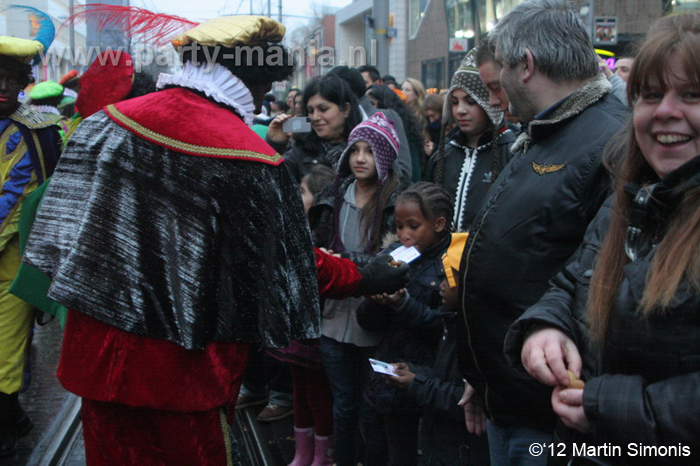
[[329, 0, 700, 92]]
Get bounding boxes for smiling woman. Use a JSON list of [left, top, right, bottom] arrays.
[[267, 75, 362, 182], [508, 12, 700, 464], [630, 52, 700, 178]]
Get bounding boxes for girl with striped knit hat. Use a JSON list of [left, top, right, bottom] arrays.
[[426, 48, 515, 232]]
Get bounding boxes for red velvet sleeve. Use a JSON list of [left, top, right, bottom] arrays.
[[315, 247, 362, 299]]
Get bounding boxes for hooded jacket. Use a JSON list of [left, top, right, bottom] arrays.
[[426, 125, 514, 232], [426, 48, 514, 232], [455, 74, 628, 430]]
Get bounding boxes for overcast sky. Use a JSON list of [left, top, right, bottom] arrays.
[[133, 0, 352, 40]]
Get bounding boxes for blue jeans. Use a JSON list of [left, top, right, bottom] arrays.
[[487, 421, 551, 466], [320, 336, 387, 466]]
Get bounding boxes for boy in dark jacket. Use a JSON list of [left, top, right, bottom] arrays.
[[387, 233, 489, 465]]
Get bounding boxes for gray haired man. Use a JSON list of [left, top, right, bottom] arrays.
[[453, 1, 628, 464]]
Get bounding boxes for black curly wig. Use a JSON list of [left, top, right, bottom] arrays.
[[180, 43, 294, 87], [0, 55, 35, 88]]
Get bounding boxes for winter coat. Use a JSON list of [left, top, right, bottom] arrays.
[[425, 126, 515, 232], [362, 235, 449, 415], [407, 310, 490, 466], [308, 177, 402, 265], [280, 138, 346, 183], [505, 156, 700, 464], [455, 75, 628, 430], [309, 177, 403, 346]]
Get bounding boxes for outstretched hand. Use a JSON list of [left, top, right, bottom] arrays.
[[521, 327, 582, 387], [354, 254, 410, 297], [369, 289, 406, 306]]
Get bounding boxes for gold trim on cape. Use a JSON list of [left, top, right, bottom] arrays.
[[105, 105, 283, 164]]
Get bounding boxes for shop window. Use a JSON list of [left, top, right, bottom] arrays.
[[672, 0, 700, 11], [409, 0, 430, 37], [422, 58, 444, 91], [446, 0, 523, 41]]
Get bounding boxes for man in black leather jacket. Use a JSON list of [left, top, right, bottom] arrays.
[[453, 1, 628, 464]]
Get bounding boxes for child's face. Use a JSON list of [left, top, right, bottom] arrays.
[[394, 200, 446, 253], [348, 141, 378, 181], [300, 177, 314, 214], [439, 276, 459, 310], [451, 89, 490, 140]]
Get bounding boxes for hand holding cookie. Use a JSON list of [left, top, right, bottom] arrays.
[[566, 370, 585, 389]]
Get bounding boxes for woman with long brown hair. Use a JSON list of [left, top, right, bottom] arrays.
[[506, 12, 700, 461], [401, 77, 427, 129]]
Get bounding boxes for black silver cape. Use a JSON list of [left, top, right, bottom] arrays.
[[24, 111, 320, 350]]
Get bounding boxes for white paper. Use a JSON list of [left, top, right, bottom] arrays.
[[369, 358, 398, 377], [389, 246, 421, 264]]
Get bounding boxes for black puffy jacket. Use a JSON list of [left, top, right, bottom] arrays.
[[425, 126, 515, 232], [455, 75, 628, 430], [506, 156, 700, 464]]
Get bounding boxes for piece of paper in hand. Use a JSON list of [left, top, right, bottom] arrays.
[[390, 246, 421, 264], [369, 358, 399, 377]]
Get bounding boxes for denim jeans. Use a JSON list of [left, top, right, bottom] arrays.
[[320, 336, 387, 466], [487, 420, 552, 466]]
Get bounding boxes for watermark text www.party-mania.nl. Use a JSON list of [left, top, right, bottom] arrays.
[[38, 40, 378, 71]]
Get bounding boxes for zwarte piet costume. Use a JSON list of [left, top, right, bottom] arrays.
[[24, 15, 320, 465], [0, 9, 62, 457]]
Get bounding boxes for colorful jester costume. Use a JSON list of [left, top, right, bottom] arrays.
[[0, 7, 61, 457], [24, 14, 320, 465]]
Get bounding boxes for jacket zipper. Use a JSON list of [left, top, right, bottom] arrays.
[[460, 193, 498, 421]]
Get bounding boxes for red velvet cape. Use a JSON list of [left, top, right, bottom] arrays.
[[104, 87, 282, 164]]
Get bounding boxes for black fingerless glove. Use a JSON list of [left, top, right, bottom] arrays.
[[353, 254, 410, 297]]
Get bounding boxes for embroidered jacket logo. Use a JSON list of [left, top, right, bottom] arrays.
[[532, 161, 566, 175]]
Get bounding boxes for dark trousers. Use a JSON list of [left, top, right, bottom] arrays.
[[384, 413, 420, 465], [240, 346, 293, 407], [320, 336, 388, 466]]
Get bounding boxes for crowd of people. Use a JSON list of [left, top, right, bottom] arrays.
[[0, 0, 698, 465]]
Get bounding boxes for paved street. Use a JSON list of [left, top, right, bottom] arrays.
[[1, 317, 68, 466]]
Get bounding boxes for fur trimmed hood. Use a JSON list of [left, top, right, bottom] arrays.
[[381, 232, 399, 250]]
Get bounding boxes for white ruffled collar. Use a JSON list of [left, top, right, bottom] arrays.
[[156, 62, 255, 127]]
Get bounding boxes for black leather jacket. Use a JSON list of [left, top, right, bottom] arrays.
[[506, 155, 700, 464], [455, 76, 628, 430]]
